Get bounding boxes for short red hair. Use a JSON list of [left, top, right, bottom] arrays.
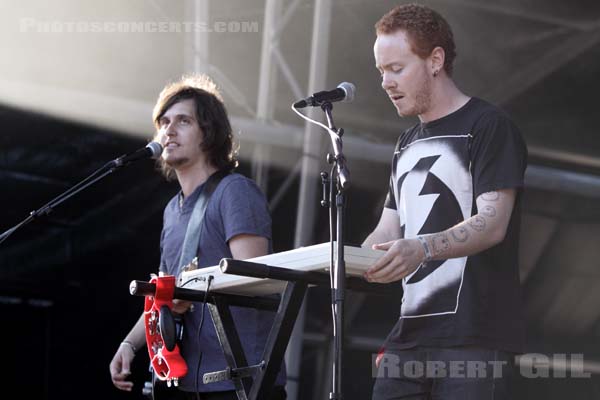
[[375, 3, 456, 75]]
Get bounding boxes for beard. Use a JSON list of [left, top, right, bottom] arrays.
[[162, 157, 190, 169], [396, 72, 432, 118], [165, 156, 190, 168]]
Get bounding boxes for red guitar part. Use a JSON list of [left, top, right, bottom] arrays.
[[144, 275, 188, 386]]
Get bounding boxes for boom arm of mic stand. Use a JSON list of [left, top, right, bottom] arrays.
[[0, 161, 120, 246]]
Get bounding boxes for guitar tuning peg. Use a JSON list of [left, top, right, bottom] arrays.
[[142, 381, 153, 398], [181, 257, 199, 273]]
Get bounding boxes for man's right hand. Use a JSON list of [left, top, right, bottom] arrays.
[[172, 298, 193, 314], [109, 343, 135, 391], [364, 238, 424, 283]]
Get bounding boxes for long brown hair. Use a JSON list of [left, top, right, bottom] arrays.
[[152, 74, 237, 180]]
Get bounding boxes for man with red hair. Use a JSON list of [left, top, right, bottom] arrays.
[[364, 4, 527, 399]]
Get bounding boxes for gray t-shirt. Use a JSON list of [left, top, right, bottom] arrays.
[[159, 172, 285, 392]]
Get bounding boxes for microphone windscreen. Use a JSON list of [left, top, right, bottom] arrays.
[[146, 142, 163, 159], [338, 82, 356, 103]]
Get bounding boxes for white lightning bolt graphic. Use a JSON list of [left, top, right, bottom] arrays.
[[400, 170, 439, 238]]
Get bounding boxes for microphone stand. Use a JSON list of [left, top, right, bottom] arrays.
[[0, 160, 129, 246], [319, 101, 350, 400]]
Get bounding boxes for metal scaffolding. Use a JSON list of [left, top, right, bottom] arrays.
[[182, 1, 600, 399]]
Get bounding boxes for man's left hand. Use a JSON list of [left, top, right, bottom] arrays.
[[364, 238, 424, 283]]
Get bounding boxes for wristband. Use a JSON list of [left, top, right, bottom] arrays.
[[120, 340, 137, 353], [417, 236, 433, 262]]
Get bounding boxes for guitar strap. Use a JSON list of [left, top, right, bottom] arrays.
[[178, 169, 230, 274], [146, 171, 229, 399]]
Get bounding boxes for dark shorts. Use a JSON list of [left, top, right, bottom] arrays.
[[372, 346, 516, 400]]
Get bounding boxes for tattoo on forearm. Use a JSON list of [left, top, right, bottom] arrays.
[[481, 191, 499, 201], [468, 216, 486, 231], [481, 205, 497, 217], [430, 233, 451, 256], [451, 227, 469, 242], [418, 236, 433, 261]]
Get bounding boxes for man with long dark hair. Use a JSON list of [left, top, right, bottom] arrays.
[[109, 74, 286, 399]]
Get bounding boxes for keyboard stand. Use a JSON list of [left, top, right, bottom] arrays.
[[204, 280, 307, 400], [199, 258, 393, 400], [131, 258, 393, 400]]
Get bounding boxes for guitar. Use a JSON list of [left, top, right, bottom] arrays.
[[141, 259, 198, 399], [142, 309, 184, 399], [143, 372, 176, 400], [141, 275, 187, 399]]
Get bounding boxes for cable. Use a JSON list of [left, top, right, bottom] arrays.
[[194, 274, 213, 400], [293, 103, 343, 344], [179, 277, 205, 288], [291, 104, 338, 136], [328, 163, 337, 337]]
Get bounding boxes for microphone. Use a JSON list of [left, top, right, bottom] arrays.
[[108, 141, 163, 168], [293, 82, 356, 108]]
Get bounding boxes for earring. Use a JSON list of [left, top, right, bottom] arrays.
[[433, 69, 439, 77]]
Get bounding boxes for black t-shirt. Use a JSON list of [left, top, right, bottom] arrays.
[[383, 97, 527, 354]]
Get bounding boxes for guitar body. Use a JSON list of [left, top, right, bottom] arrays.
[[141, 261, 198, 399], [142, 276, 188, 395], [143, 370, 179, 400], [143, 312, 184, 400]]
